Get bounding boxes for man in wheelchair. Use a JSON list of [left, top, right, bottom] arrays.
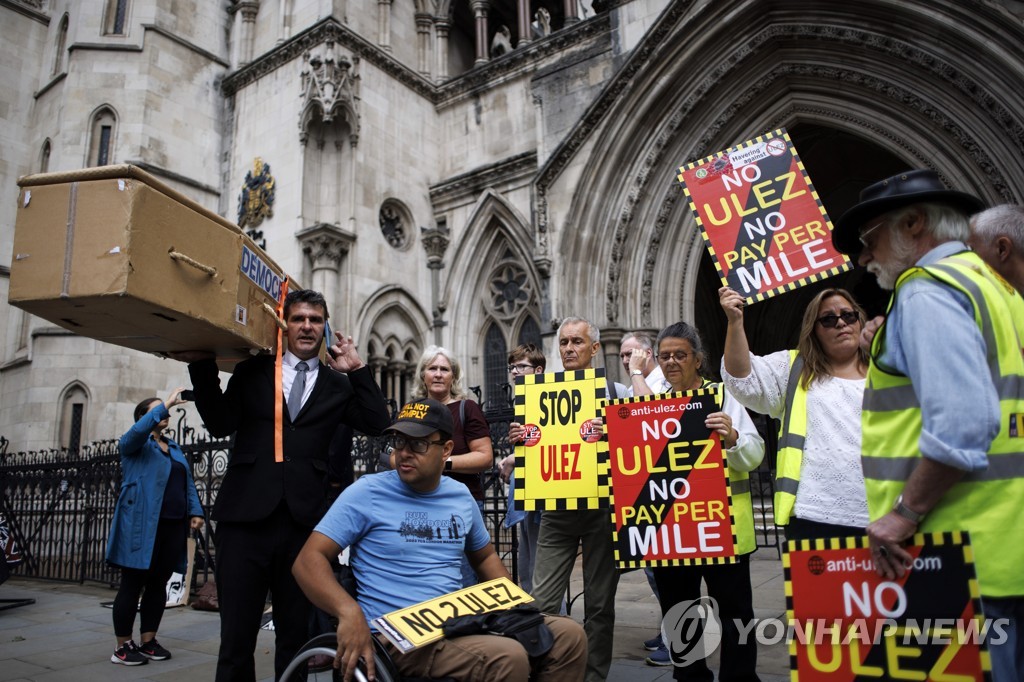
[[293, 398, 587, 681]]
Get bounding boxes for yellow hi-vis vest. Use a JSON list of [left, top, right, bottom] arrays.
[[773, 350, 807, 526], [862, 251, 1024, 597], [704, 380, 757, 555]]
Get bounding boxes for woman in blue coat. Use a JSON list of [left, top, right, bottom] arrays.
[[106, 388, 205, 666]]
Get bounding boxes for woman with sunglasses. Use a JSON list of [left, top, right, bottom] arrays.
[[410, 345, 494, 585], [719, 286, 869, 542], [633, 321, 765, 678]]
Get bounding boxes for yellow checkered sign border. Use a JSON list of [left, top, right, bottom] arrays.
[[513, 368, 611, 511]]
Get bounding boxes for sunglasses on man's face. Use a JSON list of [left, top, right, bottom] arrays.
[[816, 311, 860, 328]]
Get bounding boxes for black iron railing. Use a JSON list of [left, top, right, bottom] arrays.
[[0, 385, 778, 587]]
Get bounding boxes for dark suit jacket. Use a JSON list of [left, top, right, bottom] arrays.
[[188, 355, 390, 527]]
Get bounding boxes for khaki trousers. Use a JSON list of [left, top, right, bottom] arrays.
[[531, 509, 619, 682], [384, 615, 586, 681]]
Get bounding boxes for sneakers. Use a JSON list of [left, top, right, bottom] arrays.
[[111, 640, 148, 666], [642, 633, 663, 651], [645, 641, 672, 667], [138, 637, 172, 660]]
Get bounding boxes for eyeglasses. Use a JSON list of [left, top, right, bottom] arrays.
[[816, 311, 860, 328], [657, 351, 691, 363], [858, 220, 886, 251], [507, 363, 535, 374], [387, 435, 445, 454]]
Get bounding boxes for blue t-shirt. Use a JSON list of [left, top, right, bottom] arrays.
[[314, 470, 490, 625]]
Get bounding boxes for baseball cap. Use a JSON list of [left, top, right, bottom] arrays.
[[385, 398, 454, 438]]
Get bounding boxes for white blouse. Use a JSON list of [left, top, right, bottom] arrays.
[[721, 350, 869, 528]]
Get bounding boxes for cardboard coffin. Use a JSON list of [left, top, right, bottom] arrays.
[[9, 165, 289, 371]]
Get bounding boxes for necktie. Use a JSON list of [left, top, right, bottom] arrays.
[[288, 361, 308, 421]]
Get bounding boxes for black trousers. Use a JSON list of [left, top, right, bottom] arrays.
[[213, 503, 313, 682], [112, 517, 186, 637], [784, 517, 865, 543], [652, 554, 760, 682]]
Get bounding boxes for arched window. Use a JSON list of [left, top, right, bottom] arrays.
[[58, 383, 89, 452], [369, 340, 418, 410], [52, 14, 68, 75], [87, 107, 117, 166], [483, 322, 508, 404], [105, 0, 129, 35], [39, 138, 51, 173]]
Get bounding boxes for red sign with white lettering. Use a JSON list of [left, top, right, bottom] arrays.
[[677, 128, 851, 304], [786, 534, 990, 680], [604, 388, 736, 567]]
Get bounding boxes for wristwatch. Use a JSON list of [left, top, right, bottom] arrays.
[[892, 494, 925, 524], [630, 369, 644, 377], [444, 459, 453, 472]]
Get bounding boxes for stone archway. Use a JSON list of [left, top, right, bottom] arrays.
[[540, 0, 1024, 367]]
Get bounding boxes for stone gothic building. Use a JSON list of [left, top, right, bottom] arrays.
[[2, 0, 1024, 451]]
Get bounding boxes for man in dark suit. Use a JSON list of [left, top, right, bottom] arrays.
[[176, 289, 390, 681]]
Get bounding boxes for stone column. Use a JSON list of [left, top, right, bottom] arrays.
[[296, 224, 356, 321], [277, 0, 293, 44], [377, 0, 392, 52], [235, 1, 260, 65], [564, 0, 580, 25], [387, 361, 407, 402], [435, 17, 450, 81], [602, 328, 626, 384], [369, 358, 386, 393], [415, 13, 433, 77], [347, 137, 359, 234], [471, 0, 490, 65], [421, 224, 451, 345], [401, 365, 416, 405], [516, 0, 531, 47]]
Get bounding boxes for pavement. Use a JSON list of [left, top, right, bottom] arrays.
[[0, 547, 790, 681]]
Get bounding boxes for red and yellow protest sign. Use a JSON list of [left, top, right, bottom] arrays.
[[785, 533, 991, 681], [677, 128, 851, 304], [604, 388, 737, 567], [513, 369, 610, 511]]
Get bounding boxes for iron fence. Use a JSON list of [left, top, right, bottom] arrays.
[[0, 384, 778, 588]]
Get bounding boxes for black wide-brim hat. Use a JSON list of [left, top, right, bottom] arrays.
[[832, 169, 985, 255]]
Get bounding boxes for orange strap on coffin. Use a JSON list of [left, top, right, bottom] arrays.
[[274, 278, 289, 463]]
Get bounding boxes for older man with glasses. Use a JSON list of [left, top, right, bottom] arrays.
[[833, 169, 1024, 682], [508, 318, 624, 682]]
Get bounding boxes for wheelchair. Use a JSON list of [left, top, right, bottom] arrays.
[[281, 631, 454, 682], [280, 632, 400, 682]]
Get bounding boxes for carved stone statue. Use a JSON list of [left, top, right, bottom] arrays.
[[532, 8, 551, 39], [491, 25, 513, 57]]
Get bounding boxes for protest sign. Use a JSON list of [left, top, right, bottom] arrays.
[[677, 128, 851, 304], [373, 577, 532, 653], [513, 369, 610, 511], [164, 537, 197, 607], [604, 387, 736, 567], [785, 532, 991, 681]]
